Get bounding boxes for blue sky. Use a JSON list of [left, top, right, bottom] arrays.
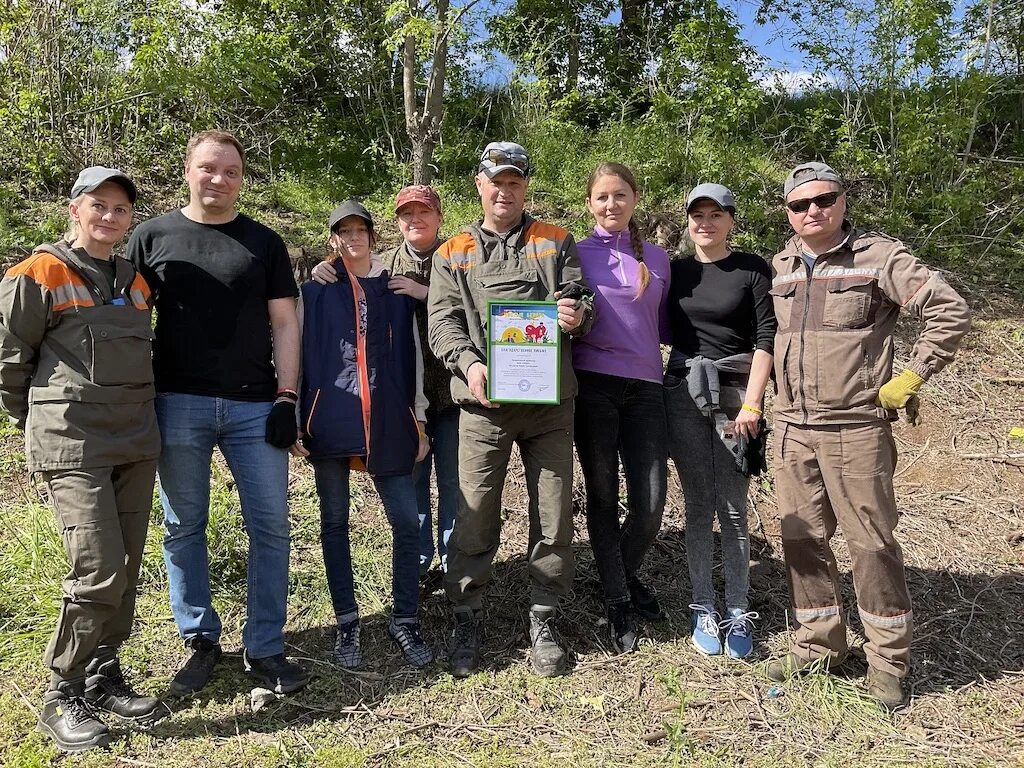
[[472, 0, 975, 89]]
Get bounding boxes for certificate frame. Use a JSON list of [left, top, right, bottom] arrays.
[[486, 300, 561, 405]]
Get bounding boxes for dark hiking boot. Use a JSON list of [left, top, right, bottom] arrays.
[[170, 635, 222, 697], [449, 610, 483, 678], [529, 607, 567, 677], [85, 658, 168, 725], [866, 667, 908, 712], [628, 577, 665, 621], [608, 602, 639, 654], [37, 680, 110, 753], [243, 651, 309, 694]]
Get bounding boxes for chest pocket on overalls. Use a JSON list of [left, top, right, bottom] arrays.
[[472, 266, 545, 330], [769, 280, 799, 332], [88, 310, 155, 386], [822, 276, 875, 329]]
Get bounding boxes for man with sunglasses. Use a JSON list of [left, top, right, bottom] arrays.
[[428, 141, 594, 678], [766, 162, 970, 711]]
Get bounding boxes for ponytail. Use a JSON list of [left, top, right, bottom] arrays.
[[627, 217, 650, 299]]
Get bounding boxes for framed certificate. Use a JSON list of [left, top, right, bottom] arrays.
[[486, 300, 560, 404]]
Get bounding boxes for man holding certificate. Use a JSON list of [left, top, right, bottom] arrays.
[[427, 141, 595, 679]]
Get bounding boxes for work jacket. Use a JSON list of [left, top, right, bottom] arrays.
[[381, 239, 454, 413], [299, 258, 420, 476], [427, 214, 594, 406], [770, 224, 971, 425], [0, 241, 159, 471]]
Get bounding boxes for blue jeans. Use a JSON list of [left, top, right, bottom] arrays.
[[156, 394, 291, 659], [313, 460, 421, 620], [414, 407, 460, 573]]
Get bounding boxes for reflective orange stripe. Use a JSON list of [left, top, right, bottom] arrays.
[[129, 273, 151, 309], [7, 252, 97, 310]]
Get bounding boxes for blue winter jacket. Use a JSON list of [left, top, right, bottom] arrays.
[[300, 259, 419, 476]]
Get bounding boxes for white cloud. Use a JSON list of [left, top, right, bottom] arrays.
[[757, 69, 837, 94]]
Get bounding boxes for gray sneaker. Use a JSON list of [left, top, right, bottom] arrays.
[[334, 619, 362, 669], [388, 620, 434, 667], [529, 607, 567, 677]]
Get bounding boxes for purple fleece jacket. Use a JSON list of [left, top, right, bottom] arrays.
[[572, 225, 670, 383]]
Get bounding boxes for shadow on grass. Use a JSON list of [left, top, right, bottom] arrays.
[[144, 519, 1022, 742]]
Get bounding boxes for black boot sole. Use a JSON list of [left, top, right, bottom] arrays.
[[169, 679, 207, 698], [449, 658, 480, 678], [37, 722, 111, 754], [91, 702, 170, 727], [530, 660, 568, 678]]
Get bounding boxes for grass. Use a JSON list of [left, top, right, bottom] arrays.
[[0, 280, 1022, 768]]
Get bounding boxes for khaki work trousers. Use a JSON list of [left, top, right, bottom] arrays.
[[774, 421, 912, 677], [445, 399, 575, 610], [40, 460, 157, 681]]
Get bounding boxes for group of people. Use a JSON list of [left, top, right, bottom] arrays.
[[0, 130, 971, 754]]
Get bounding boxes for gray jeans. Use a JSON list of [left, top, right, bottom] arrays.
[[664, 375, 750, 611]]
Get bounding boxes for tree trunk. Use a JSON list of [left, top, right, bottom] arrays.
[[565, 17, 579, 93], [615, 0, 645, 96], [402, 0, 451, 185]]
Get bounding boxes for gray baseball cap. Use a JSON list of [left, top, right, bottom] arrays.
[[478, 141, 530, 178], [70, 166, 137, 204], [686, 183, 736, 213], [784, 162, 844, 197], [328, 199, 374, 233]]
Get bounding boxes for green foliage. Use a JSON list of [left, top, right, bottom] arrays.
[[0, 0, 1021, 283]]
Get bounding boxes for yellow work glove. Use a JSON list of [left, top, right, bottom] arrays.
[[877, 369, 925, 410]]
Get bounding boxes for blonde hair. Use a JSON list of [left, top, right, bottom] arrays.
[[63, 193, 85, 242], [586, 162, 650, 299]]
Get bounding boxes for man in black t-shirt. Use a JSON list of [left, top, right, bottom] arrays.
[[127, 130, 307, 696]]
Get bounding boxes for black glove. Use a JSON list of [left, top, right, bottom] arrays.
[[725, 418, 769, 477], [265, 400, 298, 448]]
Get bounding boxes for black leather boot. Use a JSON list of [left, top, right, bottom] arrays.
[[85, 657, 168, 725], [38, 679, 110, 753]]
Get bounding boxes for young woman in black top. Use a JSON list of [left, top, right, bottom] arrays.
[[664, 183, 776, 659]]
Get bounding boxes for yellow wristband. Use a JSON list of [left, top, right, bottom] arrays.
[[741, 403, 763, 416]]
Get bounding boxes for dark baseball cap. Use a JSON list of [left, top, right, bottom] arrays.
[[478, 141, 530, 178], [686, 183, 736, 213], [70, 166, 137, 204], [784, 162, 844, 197], [328, 199, 374, 233]]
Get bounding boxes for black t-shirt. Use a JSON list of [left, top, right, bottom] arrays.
[[127, 209, 298, 400], [666, 251, 776, 372]]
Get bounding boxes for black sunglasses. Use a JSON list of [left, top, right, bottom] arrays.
[[786, 191, 842, 213], [480, 149, 530, 174]]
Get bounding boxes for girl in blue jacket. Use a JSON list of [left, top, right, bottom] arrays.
[[295, 200, 432, 669]]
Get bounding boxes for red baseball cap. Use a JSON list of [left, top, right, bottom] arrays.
[[394, 185, 441, 214]]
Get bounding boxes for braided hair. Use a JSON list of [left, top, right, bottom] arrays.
[[586, 162, 650, 299]]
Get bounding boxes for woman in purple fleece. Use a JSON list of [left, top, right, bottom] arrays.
[[573, 162, 671, 654]]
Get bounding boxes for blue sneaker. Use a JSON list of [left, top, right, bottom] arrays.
[[689, 604, 722, 655], [723, 609, 759, 659]]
